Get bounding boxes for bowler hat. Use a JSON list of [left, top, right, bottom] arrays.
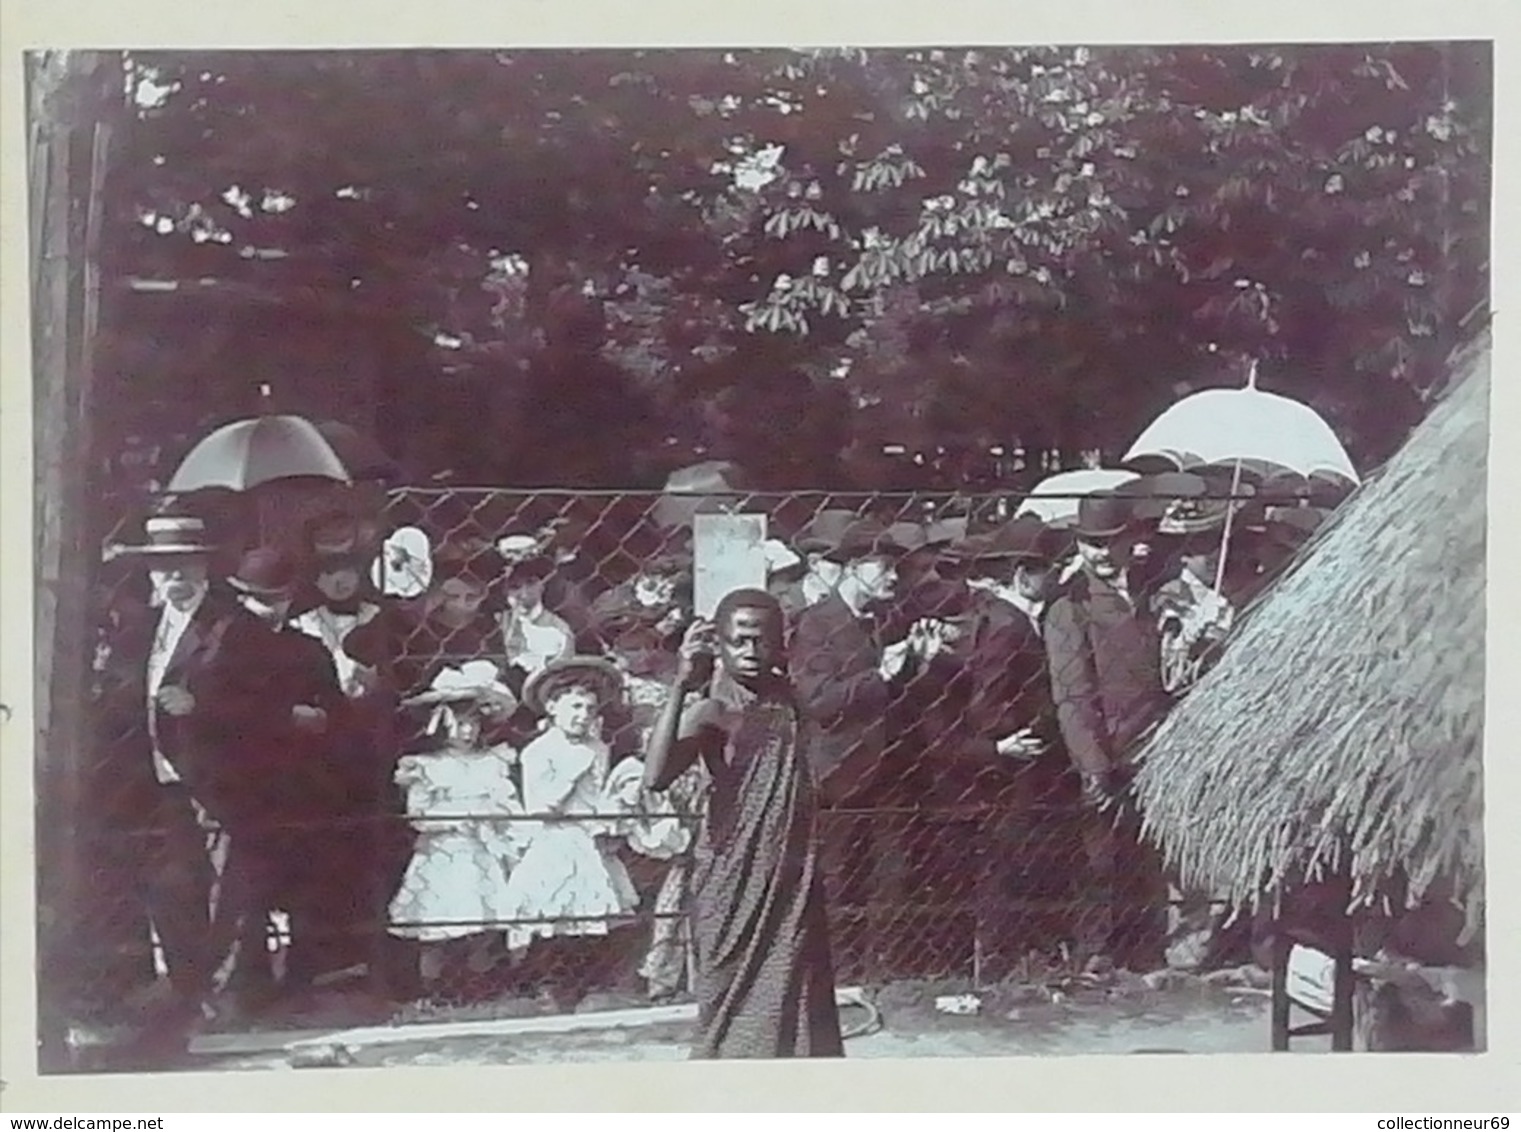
[[229, 546, 299, 599], [1072, 491, 1137, 540]]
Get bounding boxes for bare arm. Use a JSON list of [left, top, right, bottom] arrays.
[[644, 619, 720, 793], [643, 689, 718, 793]]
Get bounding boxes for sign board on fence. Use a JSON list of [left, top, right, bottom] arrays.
[[693, 512, 769, 618]]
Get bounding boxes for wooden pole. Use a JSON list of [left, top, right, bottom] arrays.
[[28, 48, 122, 1070]]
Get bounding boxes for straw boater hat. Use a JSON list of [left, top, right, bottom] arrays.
[[523, 655, 626, 715], [117, 515, 218, 558]]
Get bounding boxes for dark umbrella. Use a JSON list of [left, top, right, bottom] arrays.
[[167, 414, 352, 493]]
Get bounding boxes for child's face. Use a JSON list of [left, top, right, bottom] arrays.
[[548, 687, 599, 739], [453, 711, 483, 746], [436, 577, 488, 621], [507, 578, 546, 612]]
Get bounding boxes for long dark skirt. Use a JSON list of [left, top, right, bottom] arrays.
[[688, 690, 844, 1059]]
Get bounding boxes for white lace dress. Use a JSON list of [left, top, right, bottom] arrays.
[[388, 744, 527, 942], [499, 729, 639, 953]]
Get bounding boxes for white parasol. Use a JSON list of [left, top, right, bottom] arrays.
[[1016, 468, 1140, 527], [1124, 361, 1358, 597], [1123, 363, 1360, 485]]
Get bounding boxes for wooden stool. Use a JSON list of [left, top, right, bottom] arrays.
[[1269, 925, 1357, 1051]]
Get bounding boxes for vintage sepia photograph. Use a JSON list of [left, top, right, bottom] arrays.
[[24, 41, 1490, 1078]]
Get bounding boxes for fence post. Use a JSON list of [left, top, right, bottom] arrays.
[[28, 48, 121, 1071]]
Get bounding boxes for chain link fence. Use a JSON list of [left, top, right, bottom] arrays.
[[57, 482, 1330, 1055]]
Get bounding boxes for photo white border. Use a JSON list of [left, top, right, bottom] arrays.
[[1, 0, 1514, 1112]]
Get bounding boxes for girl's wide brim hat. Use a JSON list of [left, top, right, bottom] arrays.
[[523, 655, 626, 715], [403, 660, 519, 714]]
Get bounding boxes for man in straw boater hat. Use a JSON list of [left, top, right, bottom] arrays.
[[1042, 489, 1171, 973], [107, 512, 247, 1057], [1136, 471, 1252, 696]]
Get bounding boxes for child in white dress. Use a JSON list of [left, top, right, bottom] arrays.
[[389, 662, 526, 1001], [500, 656, 639, 1009]]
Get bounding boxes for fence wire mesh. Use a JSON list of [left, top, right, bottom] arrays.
[[59, 482, 1328, 1048]]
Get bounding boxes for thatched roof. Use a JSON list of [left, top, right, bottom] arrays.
[[1133, 337, 1488, 927]]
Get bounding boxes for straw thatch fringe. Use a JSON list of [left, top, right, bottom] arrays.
[[1134, 337, 1488, 930]]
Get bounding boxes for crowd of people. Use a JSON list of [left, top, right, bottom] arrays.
[[92, 471, 1337, 1060]]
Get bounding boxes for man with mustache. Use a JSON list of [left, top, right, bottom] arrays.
[[1042, 491, 1171, 973]]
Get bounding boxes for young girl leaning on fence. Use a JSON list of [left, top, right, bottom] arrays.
[[387, 662, 527, 1004], [498, 656, 641, 1011]]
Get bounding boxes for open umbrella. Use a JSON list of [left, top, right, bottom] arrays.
[[1015, 468, 1140, 528], [1123, 363, 1360, 485], [168, 414, 352, 493], [1124, 363, 1359, 595]]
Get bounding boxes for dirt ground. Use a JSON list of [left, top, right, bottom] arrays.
[[193, 974, 1279, 1071]]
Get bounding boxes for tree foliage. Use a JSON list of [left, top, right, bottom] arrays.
[[100, 43, 1490, 489]]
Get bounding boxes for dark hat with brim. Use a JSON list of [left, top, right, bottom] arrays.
[[946, 513, 1065, 567], [909, 579, 976, 620], [114, 515, 217, 558], [523, 655, 626, 715], [795, 508, 861, 555], [1072, 490, 1138, 540], [822, 518, 917, 564], [228, 546, 299, 599]]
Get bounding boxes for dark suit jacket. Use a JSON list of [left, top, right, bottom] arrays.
[[960, 591, 1060, 762], [788, 593, 892, 804], [167, 608, 346, 828], [1042, 570, 1167, 779]]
